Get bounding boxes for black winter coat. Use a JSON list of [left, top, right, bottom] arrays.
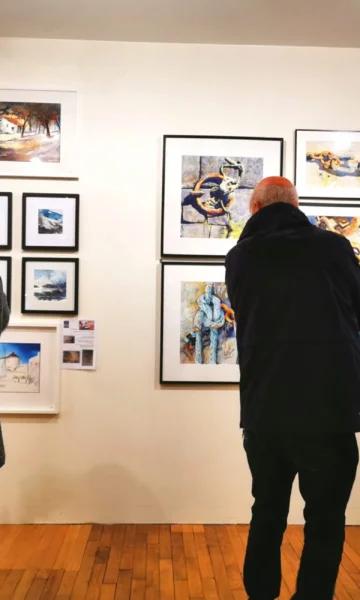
[[225, 202, 360, 433]]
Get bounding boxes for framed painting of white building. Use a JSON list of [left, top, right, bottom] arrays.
[[0, 89, 78, 178], [0, 321, 61, 414]]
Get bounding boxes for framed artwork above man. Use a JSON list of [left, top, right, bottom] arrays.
[[161, 135, 284, 258]]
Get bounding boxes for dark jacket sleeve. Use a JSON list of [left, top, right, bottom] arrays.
[[225, 246, 240, 311], [339, 237, 360, 328], [0, 277, 10, 335]]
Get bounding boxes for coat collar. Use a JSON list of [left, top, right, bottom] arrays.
[[239, 202, 310, 241]]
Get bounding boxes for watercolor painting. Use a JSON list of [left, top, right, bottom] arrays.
[[180, 281, 236, 364], [0, 101, 61, 163], [0, 343, 40, 393], [38, 208, 63, 234], [305, 141, 360, 191], [181, 155, 260, 239], [34, 269, 67, 301]]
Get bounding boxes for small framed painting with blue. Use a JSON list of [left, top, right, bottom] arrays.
[[22, 257, 79, 315], [22, 193, 79, 251]]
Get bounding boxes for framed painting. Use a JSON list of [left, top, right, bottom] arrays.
[[161, 135, 283, 257], [22, 193, 79, 251], [0, 89, 77, 178], [22, 257, 79, 315], [0, 321, 61, 414], [0, 193, 12, 249], [295, 129, 360, 199], [0, 257, 11, 308], [161, 262, 238, 383], [301, 202, 360, 261]]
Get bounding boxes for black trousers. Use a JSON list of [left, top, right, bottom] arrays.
[[243, 430, 358, 600]]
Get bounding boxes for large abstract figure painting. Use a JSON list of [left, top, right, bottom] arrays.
[[161, 263, 239, 383]]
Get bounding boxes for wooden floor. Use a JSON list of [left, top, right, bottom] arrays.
[[0, 524, 358, 599]]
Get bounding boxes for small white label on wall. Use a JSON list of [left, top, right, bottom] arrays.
[[62, 319, 96, 370]]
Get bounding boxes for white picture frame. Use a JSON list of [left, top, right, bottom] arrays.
[[161, 262, 238, 383], [0, 320, 61, 414], [0, 89, 78, 178]]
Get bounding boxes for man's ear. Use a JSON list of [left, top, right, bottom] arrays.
[[251, 200, 261, 215]]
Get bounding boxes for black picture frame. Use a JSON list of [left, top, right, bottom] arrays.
[[0, 193, 12, 250], [21, 257, 79, 315], [0, 257, 12, 309], [161, 134, 284, 259], [160, 260, 239, 384], [22, 193, 80, 251], [295, 129, 360, 200]]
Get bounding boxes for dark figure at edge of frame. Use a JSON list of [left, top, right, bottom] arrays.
[[225, 176, 360, 600], [0, 277, 10, 470]]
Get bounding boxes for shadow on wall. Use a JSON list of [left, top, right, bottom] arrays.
[[6, 464, 164, 523]]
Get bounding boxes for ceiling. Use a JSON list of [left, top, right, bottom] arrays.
[[1, 0, 359, 47]]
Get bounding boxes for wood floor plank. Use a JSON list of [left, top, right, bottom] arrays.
[[115, 570, 132, 600], [159, 526, 172, 560], [12, 570, 37, 600], [159, 559, 175, 600], [119, 526, 136, 571], [208, 545, 233, 600], [0, 569, 23, 599], [70, 540, 98, 600], [145, 541, 160, 591], [39, 569, 65, 600], [104, 525, 126, 584], [55, 571, 77, 599], [174, 580, 190, 600], [100, 584, 116, 600]]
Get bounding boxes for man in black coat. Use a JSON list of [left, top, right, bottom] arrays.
[[225, 176, 360, 600]]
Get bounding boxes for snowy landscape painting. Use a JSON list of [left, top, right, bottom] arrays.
[[0, 101, 61, 163], [0, 343, 40, 393], [34, 269, 67, 301], [38, 208, 63, 234]]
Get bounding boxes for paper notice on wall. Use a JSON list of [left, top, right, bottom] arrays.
[[62, 319, 96, 370]]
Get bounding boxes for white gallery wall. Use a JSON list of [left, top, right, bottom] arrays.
[[0, 36, 359, 523]]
